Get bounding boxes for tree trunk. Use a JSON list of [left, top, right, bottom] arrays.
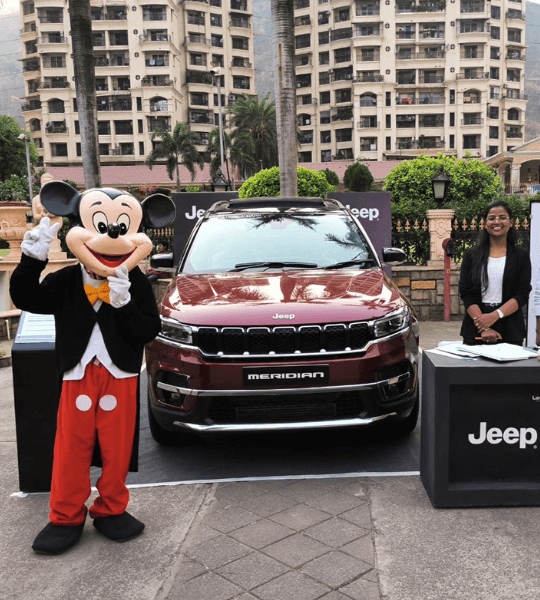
[[69, 0, 101, 188], [272, 0, 297, 197]]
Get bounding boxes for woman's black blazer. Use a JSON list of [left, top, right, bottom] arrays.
[[459, 243, 532, 343]]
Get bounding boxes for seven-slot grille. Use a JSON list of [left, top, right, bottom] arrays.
[[195, 322, 372, 356]]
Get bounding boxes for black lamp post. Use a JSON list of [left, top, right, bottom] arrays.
[[431, 172, 450, 209]]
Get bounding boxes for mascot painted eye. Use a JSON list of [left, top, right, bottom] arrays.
[[10, 181, 175, 555], [93, 212, 108, 234], [118, 213, 130, 235]]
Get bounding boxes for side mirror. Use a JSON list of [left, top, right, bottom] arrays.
[[150, 252, 174, 269], [382, 247, 407, 266]]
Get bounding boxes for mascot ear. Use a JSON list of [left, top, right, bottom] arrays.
[[141, 194, 176, 229], [40, 181, 81, 217]]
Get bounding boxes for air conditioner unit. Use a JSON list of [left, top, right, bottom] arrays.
[[229, 94, 235, 100], [46, 121, 53, 127], [440, 136, 445, 142]]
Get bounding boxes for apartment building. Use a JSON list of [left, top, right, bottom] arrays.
[[294, 0, 527, 162], [18, 0, 255, 167]]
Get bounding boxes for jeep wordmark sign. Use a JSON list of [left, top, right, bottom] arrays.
[[243, 365, 330, 387], [468, 422, 538, 449]]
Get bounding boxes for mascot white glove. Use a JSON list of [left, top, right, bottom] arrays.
[[21, 216, 61, 262], [108, 265, 131, 308]]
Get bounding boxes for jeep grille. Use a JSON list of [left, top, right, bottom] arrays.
[[195, 322, 372, 357]]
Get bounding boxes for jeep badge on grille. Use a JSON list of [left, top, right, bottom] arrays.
[[273, 314, 295, 320]]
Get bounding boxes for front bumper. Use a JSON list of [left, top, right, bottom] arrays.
[[146, 329, 419, 434]]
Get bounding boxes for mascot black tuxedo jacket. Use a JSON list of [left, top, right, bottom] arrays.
[[10, 254, 162, 471], [10, 254, 161, 375]]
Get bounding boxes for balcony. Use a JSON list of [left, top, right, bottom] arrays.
[[140, 33, 172, 43], [146, 58, 170, 67], [396, 117, 416, 128], [37, 35, 68, 45], [357, 119, 379, 129], [502, 91, 527, 101], [418, 30, 445, 40], [457, 23, 490, 34], [45, 121, 68, 134], [354, 74, 383, 83], [418, 75, 444, 84], [332, 108, 353, 121], [505, 127, 523, 138], [460, 50, 485, 59], [142, 78, 173, 87], [232, 58, 252, 68], [506, 10, 525, 20], [456, 71, 489, 80], [189, 112, 212, 124], [148, 122, 171, 132], [187, 71, 213, 85], [296, 96, 317, 106], [397, 51, 446, 60], [506, 50, 525, 61], [41, 79, 70, 89], [21, 101, 42, 112], [184, 34, 210, 46], [396, 2, 445, 12], [461, 116, 484, 125], [230, 18, 251, 28]]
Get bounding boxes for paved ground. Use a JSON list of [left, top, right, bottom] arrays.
[[6, 320, 540, 600]]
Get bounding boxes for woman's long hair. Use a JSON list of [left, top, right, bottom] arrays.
[[471, 200, 516, 293]]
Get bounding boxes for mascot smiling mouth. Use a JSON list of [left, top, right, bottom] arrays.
[[86, 246, 135, 268]]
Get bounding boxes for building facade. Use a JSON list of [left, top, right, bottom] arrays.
[[294, 0, 527, 162], [18, 0, 255, 167]]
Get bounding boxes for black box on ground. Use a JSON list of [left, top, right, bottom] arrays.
[[12, 312, 58, 493], [421, 351, 540, 507]]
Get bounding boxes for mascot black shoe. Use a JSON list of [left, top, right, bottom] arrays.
[[10, 182, 175, 554], [93, 511, 145, 542]]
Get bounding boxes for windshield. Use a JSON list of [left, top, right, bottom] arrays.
[[182, 212, 376, 274]]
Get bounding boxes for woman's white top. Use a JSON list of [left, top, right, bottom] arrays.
[[481, 256, 506, 304]]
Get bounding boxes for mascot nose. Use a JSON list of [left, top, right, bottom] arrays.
[[108, 223, 120, 239]]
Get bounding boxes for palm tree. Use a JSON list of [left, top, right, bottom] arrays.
[[68, 0, 101, 188], [146, 122, 204, 192], [271, 0, 297, 196], [229, 95, 278, 176]]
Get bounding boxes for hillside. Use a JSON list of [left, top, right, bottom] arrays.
[[0, 13, 24, 125]]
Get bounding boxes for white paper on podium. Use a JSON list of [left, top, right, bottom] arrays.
[[15, 312, 56, 343], [457, 343, 537, 362]]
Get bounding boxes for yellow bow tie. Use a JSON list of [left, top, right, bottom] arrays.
[[84, 282, 111, 305]]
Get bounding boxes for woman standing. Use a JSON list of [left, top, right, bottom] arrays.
[[459, 200, 531, 345]]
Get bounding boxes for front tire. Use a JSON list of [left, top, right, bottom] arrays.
[[389, 394, 419, 438]]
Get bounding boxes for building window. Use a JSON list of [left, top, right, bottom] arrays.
[[321, 130, 331, 144], [490, 67, 499, 79], [491, 5, 500, 19], [319, 91, 330, 104], [449, 112, 455, 127], [335, 128, 352, 143], [114, 120, 133, 135], [334, 48, 351, 63], [386, 136, 391, 151], [210, 13, 222, 27], [335, 89, 351, 103], [295, 34, 311, 49], [491, 26, 500, 40], [450, 134, 454, 148], [489, 126, 499, 139], [298, 151, 312, 162], [321, 149, 331, 162], [139, 141, 145, 155], [318, 31, 329, 45], [386, 115, 391, 128], [320, 110, 331, 124], [318, 11, 329, 25], [449, 89, 455, 104], [490, 46, 500, 60], [316, 52, 328, 67], [488, 146, 499, 157]]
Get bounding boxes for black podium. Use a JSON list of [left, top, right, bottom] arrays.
[[12, 312, 58, 493], [421, 351, 540, 507]]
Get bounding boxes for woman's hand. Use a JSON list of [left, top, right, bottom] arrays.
[[481, 328, 502, 344], [473, 311, 499, 333]]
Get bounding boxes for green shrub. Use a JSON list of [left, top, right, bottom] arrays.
[[343, 163, 374, 192], [238, 166, 331, 199], [0, 175, 31, 202], [320, 168, 339, 188]]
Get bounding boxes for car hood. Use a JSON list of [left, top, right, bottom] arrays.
[[160, 269, 406, 326]]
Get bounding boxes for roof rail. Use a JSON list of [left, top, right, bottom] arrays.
[[227, 197, 326, 209]]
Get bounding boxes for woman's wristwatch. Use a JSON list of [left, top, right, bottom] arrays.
[[496, 309, 504, 319]]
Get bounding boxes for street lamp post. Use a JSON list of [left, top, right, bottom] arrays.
[[431, 172, 450, 209], [210, 62, 226, 189], [18, 133, 33, 220]]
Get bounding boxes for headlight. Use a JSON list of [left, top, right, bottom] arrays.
[[373, 306, 410, 339], [159, 316, 193, 344]]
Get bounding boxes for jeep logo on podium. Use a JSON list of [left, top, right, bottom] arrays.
[[468, 422, 538, 449]]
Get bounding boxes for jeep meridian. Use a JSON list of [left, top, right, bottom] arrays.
[[145, 197, 419, 444]]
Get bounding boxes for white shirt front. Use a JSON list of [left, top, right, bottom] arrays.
[[482, 256, 506, 304], [63, 265, 137, 381]]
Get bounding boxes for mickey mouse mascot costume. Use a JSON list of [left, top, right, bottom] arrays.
[[10, 181, 175, 555]]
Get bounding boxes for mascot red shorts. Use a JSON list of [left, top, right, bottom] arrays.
[[49, 363, 138, 526]]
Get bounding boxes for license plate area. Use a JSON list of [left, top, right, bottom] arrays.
[[243, 365, 330, 387]]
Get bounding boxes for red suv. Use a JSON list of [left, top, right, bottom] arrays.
[[145, 197, 419, 444]]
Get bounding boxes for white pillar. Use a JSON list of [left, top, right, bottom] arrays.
[[427, 208, 456, 266]]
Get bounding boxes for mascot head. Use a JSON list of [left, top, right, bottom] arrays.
[[40, 181, 175, 278]]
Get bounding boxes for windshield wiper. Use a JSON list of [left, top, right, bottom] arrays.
[[322, 259, 375, 270], [231, 261, 318, 272]]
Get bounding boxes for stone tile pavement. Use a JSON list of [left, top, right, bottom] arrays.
[[164, 478, 381, 600]]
